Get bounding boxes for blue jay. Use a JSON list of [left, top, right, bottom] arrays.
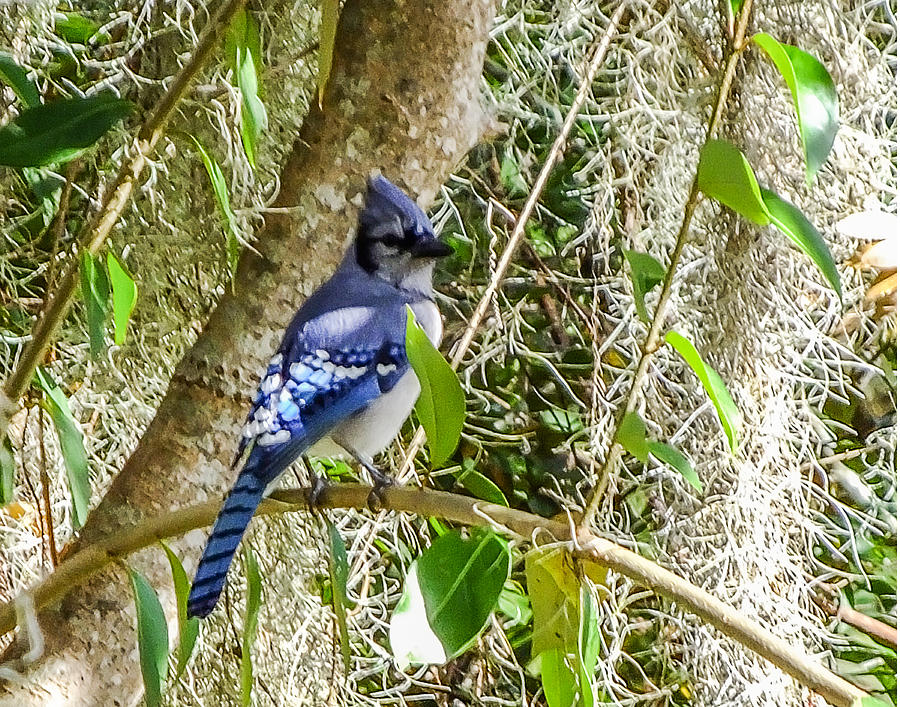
[[187, 175, 452, 619]]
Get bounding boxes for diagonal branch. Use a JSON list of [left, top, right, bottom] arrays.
[[0, 483, 869, 707]]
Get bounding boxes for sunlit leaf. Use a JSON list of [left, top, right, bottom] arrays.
[[697, 139, 769, 226], [455, 458, 508, 506], [127, 565, 168, 707], [241, 546, 262, 706], [577, 583, 600, 707], [624, 250, 665, 323], [227, 9, 267, 167], [405, 305, 465, 466], [665, 331, 741, 453], [317, 0, 340, 107], [540, 648, 577, 707], [389, 529, 510, 669], [327, 521, 351, 671], [0, 94, 131, 167], [648, 441, 702, 492], [106, 252, 138, 346], [760, 188, 842, 297], [80, 252, 109, 357], [54, 12, 109, 45], [616, 411, 650, 463], [0, 436, 15, 505], [160, 541, 199, 679], [0, 53, 39, 108], [497, 581, 532, 625], [752, 34, 839, 180], [34, 367, 90, 528]]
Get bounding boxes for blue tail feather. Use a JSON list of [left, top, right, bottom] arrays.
[[187, 472, 267, 619]]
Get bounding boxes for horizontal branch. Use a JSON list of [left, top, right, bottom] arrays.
[[0, 484, 868, 707]]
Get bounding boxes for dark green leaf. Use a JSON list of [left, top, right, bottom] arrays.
[[80, 252, 109, 357], [405, 305, 465, 465], [624, 250, 665, 323], [697, 139, 770, 226], [760, 188, 842, 298], [648, 441, 702, 491], [616, 411, 649, 463], [541, 648, 578, 707], [500, 151, 528, 196], [318, 0, 340, 106], [0, 94, 131, 167], [127, 566, 169, 707], [187, 135, 242, 278], [665, 331, 741, 453], [106, 252, 138, 346], [0, 436, 15, 504], [327, 522, 351, 671], [752, 34, 839, 180], [455, 459, 508, 506], [389, 529, 510, 668], [577, 583, 600, 707], [241, 546, 262, 706], [0, 53, 40, 108], [34, 367, 90, 528], [160, 541, 199, 679]]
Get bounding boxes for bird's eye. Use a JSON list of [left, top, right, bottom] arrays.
[[380, 232, 404, 248]]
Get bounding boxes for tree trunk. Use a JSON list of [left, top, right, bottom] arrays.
[[0, 0, 495, 703]]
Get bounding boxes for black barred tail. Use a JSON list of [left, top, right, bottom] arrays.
[[187, 470, 266, 618]]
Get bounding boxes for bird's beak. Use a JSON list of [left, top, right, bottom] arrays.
[[410, 238, 453, 258]]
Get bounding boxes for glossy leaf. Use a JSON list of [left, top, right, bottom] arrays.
[[455, 458, 508, 506], [0, 53, 39, 107], [697, 139, 769, 226], [624, 250, 665, 323], [0, 94, 131, 167], [665, 331, 741, 453], [187, 135, 242, 278], [327, 521, 351, 671], [127, 566, 168, 707], [616, 411, 650, 463], [577, 583, 600, 707], [405, 305, 465, 465], [241, 546, 262, 707], [34, 367, 90, 528], [752, 34, 839, 180], [318, 0, 340, 107], [0, 436, 14, 504], [541, 648, 577, 707], [760, 188, 842, 297], [80, 252, 109, 357], [227, 10, 267, 168], [648, 441, 702, 492], [107, 252, 138, 346], [389, 529, 510, 669], [160, 541, 199, 678]]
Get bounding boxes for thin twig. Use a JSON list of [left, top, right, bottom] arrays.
[[37, 407, 58, 568], [0, 0, 247, 438], [579, 0, 756, 529], [399, 3, 629, 478], [0, 483, 869, 707]]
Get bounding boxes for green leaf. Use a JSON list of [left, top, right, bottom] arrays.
[[0, 53, 40, 108], [160, 542, 199, 679], [539, 407, 584, 434], [127, 566, 169, 707], [624, 250, 665, 323], [648, 441, 702, 492], [405, 305, 465, 465], [454, 458, 508, 506], [525, 546, 582, 658], [497, 581, 532, 625], [577, 583, 600, 707], [34, 367, 90, 528], [80, 252, 110, 357], [540, 648, 578, 707], [389, 529, 510, 669], [226, 9, 267, 168], [752, 34, 839, 180], [106, 252, 138, 346], [241, 546, 262, 706], [665, 331, 741, 453], [854, 695, 893, 707], [616, 411, 650, 463], [187, 135, 242, 278], [327, 521, 352, 671], [760, 188, 842, 298], [54, 12, 109, 45], [729, 0, 743, 14], [697, 139, 770, 226], [317, 0, 340, 107], [0, 436, 15, 505], [0, 94, 131, 167]]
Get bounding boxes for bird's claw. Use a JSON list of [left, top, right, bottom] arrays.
[[366, 467, 395, 512], [307, 473, 331, 510]]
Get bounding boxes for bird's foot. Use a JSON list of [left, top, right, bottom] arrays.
[[307, 473, 331, 510], [364, 464, 395, 512]]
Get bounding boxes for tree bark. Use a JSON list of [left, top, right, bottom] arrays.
[[0, 0, 495, 703]]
